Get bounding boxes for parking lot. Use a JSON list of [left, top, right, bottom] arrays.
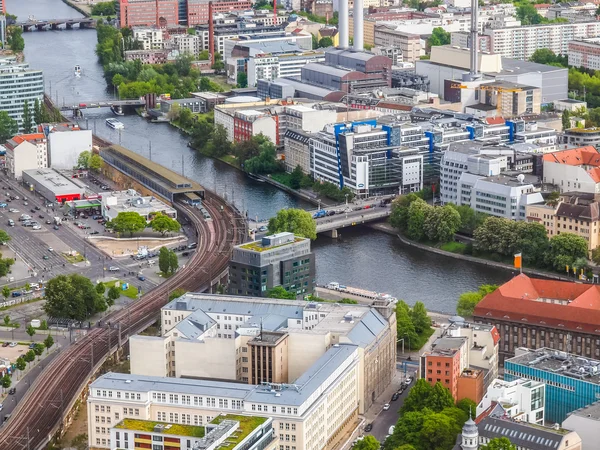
[[0, 343, 33, 363]]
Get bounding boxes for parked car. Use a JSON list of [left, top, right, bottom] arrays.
[[45, 220, 52, 225], [53, 225, 59, 230], [364, 423, 373, 433], [9, 342, 17, 347], [42, 255, 49, 260], [0, 203, 6, 208], [34, 206, 40, 210], [258, 225, 268, 232], [38, 214, 44, 219], [391, 392, 400, 401], [30, 208, 36, 213], [89, 230, 99, 235], [137, 274, 146, 281], [8, 388, 15, 395], [383, 403, 390, 411], [1, 342, 9, 348]]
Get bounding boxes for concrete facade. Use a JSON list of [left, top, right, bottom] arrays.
[[45, 124, 92, 170], [476, 378, 546, 425]]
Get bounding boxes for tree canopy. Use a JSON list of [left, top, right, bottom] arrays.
[[151, 214, 181, 235], [353, 436, 380, 450], [267, 286, 296, 300], [0, 111, 18, 142], [480, 438, 517, 450], [44, 274, 107, 320], [109, 212, 147, 236], [268, 208, 317, 240], [391, 196, 461, 243], [429, 27, 450, 47], [456, 284, 498, 317]]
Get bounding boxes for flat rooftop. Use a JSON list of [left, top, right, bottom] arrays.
[[567, 400, 600, 420], [102, 189, 176, 218], [507, 348, 600, 385], [115, 419, 206, 437], [427, 336, 467, 356], [482, 173, 539, 186], [22, 168, 84, 196]]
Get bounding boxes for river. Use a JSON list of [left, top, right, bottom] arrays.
[[7, 0, 513, 312]]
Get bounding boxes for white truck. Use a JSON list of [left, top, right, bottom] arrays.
[[53, 217, 62, 225]]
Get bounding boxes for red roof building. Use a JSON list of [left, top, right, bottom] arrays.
[[474, 274, 600, 363]]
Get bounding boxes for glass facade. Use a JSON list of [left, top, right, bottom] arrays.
[[505, 360, 600, 423]]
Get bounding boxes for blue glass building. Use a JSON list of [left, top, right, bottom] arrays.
[[505, 348, 600, 424]]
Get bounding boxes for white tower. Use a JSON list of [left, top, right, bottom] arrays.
[[461, 416, 479, 450]]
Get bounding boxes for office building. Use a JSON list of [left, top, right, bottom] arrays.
[[90, 343, 363, 450], [43, 123, 92, 170], [101, 189, 177, 221], [476, 378, 546, 425], [474, 274, 600, 365], [228, 232, 315, 298], [0, 57, 44, 132], [118, 0, 179, 28], [542, 146, 600, 193], [373, 26, 423, 63], [563, 128, 600, 147], [563, 401, 600, 450], [505, 348, 600, 423], [465, 80, 542, 118], [4, 134, 48, 179], [22, 168, 84, 203], [189, 92, 227, 112], [186, 0, 252, 26], [421, 336, 469, 401], [283, 129, 312, 174], [453, 416, 582, 450], [132, 27, 165, 50], [482, 21, 600, 60], [110, 415, 277, 450]]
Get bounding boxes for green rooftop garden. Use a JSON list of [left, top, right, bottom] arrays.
[[114, 419, 206, 438], [239, 237, 304, 253], [210, 415, 268, 450]]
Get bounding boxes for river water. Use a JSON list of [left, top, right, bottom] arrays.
[[8, 0, 513, 312]]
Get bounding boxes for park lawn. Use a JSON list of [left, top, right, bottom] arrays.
[[439, 241, 468, 254], [64, 254, 85, 263], [270, 172, 293, 187], [116, 281, 139, 299]]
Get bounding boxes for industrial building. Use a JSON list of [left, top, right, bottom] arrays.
[[22, 168, 85, 203], [228, 232, 315, 298], [101, 189, 177, 221]]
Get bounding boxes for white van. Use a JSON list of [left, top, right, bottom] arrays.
[[147, 259, 156, 266], [7, 219, 14, 227]]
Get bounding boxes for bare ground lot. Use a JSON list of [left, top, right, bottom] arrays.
[[90, 236, 186, 258]]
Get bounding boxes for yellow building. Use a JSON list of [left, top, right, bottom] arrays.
[[526, 192, 600, 256], [349, 16, 376, 46], [317, 26, 339, 47]]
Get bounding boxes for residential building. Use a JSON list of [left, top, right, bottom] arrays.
[[564, 128, 600, 147], [563, 401, 600, 450], [569, 39, 600, 70], [128, 293, 396, 415], [420, 336, 469, 401], [476, 378, 546, 425], [43, 123, 92, 170], [317, 27, 339, 47], [171, 33, 202, 55], [22, 168, 84, 203], [554, 99, 588, 113], [101, 189, 177, 221], [506, 348, 600, 423], [542, 146, 600, 193], [373, 26, 422, 63], [0, 57, 44, 132], [186, 0, 252, 26], [452, 415, 582, 450], [482, 21, 600, 60], [189, 92, 227, 112], [89, 343, 362, 450], [118, 0, 179, 28], [283, 129, 312, 173], [132, 27, 165, 50], [110, 415, 277, 450], [4, 133, 48, 179], [450, 31, 491, 53], [228, 232, 315, 298], [473, 274, 600, 365], [124, 49, 170, 64], [160, 98, 206, 114]]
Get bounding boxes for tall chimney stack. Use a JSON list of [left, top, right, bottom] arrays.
[[209, 1, 215, 66], [353, 0, 364, 51], [339, 0, 349, 49], [469, 0, 480, 80], [273, 0, 277, 26]]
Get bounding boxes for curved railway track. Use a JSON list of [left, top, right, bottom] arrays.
[[0, 192, 245, 450]]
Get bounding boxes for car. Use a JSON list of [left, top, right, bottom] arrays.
[[30, 208, 36, 213], [108, 266, 119, 272], [404, 377, 413, 385], [28, 343, 35, 349], [34, 206, 40, 210], [83, 225, 91, 229], [38, 214, 44, 219], [188, 242, 197, 249], [43, 255, 49, 260], [383, 403, 390, 411], [137, 275, 146, 281], [14, 196, 19, 200], [47, 247, 53, 252], [32, 225, 41, 230], [45, 220, 52, 225], [364, 423, 373, 433], [8, 388, 15, 395], [326, 211, 335, 216], [1, 342, 9, 348], [23, 202, 28, 206], [89, 230, 99, 235], [182, 251, 190, 257], [391, 392, 400, 401], [80, 215, 87, 219], [0, 404, 3, 412], [8, 342, 16, 347], [258, 225, 268, 232], [0, 203, 6, 208], [53, 225, 59, 230], [8, 208, 17, 213]]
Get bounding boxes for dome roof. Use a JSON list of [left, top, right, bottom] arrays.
[[462, 417, 478, 437]]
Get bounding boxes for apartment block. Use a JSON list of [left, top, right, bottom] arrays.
[[186, 0, 252, 26], [0, 57, 43, 132], [132, 27, 164, 50], [283, 129, 312, 174], [476, 378, 546, 425], [118, 0, 179, 28], [244, 51, 326, 88], [420, 336, 468, 401], [568, 39, 600, 70], [474, 274, 600, 365], [542, 146, 600, 193], [171, 34, 202, 55], [373, 25, 422, 63], [483, 21, 600, 60], [90, 343, 362, 450], [4, 133, 48, 179], [228, 232, 315, 298]]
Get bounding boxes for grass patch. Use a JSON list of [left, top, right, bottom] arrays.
[[115, 419, 205, 438], [115, 281, 139, 299], [240, 237, 304, 252], [210, 415, 267, 450], [411, 326, 436, 351], [440, 241, 467, 254], [270, 172, 293, 187], [219, 154, 239, 167], [64, 254, 85, 263]]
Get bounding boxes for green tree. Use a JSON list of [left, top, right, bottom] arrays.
[[191, 116, 216, 150], [151, 214, 181, 236], [530, 48, 561, 65], [448, 204, 487, 235], [77, 151, 91, 169], [237, 72, 248, 88], [198, 50, 210, 60], [427, 382, 456, 412], [39, 320, 48, 330], [517, 3, 542, 24], [110, 212, 147, 236], [0, 254, 15, 278], [0, 230, 10, 244], [420, 411, 462, 450], [43, 335, 54, 352], [169, 288, 187, 301], [22, 101, 33, 134], [406, 198, 430, 241], [33, 99, 44, 125], [410, 301, 431, 334], [562, 109, 571, 130], [178, 108, 193, 129], [0, 111, 18, 142], [396, 301, 418, 352], [7, 26, 25, 52], [91, 1, 116, 15], [268, 208, 317, 240], [387, 409, 428, 449], [318, 37, 334, 48], [71, 434, 89, 450], [0, 374, 11, 391], [89, 154, 103, 171], [547, 233, 589, 271], [204, 121, 231, 158], [546, 191, 561, 207], [169, 250, 179, 274], [2, 315, 9, 326], [429, 27, 450, 46], [107, 285, 120, 307], [456, 398, 476, 418], [33, 343, 44, 359], [289, 165, 304, 189], [44, 274, 106, 320], [96, 282, 106, 295], [353, 436, 379, 450], [423, 205, 461, 242], [480, 437, 517, 450], [1, 287, 9, 301], [15, 356, 26, 372], [456, 284, 498, 317], [26, 324, 36, 341], [267, 286, 296, 299], [159, 247, 171, 275], [23, 349, 35, 367]]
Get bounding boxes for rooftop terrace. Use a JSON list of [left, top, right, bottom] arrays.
[[115, 419, 205, 437]]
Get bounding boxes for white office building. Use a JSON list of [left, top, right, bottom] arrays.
[[172, 34, 203, 55], [132, 27, 165, 50], [0, 56, 44, 131], [477, 378, 546, 425], [246, 52, 326, 87]]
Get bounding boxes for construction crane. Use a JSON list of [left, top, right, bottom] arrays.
[[450, 83, 523, 117]]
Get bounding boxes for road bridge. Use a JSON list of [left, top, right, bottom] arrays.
[[17, 18, 95, 31], [315, 207, 391, 237], [59, 99, 146, 112]]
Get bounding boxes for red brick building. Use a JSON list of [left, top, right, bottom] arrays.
[[118, 0, 179, 28], [187, 0, 252, 26]]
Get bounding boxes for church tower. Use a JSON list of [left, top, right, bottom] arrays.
[[461, 415, 479, 450]]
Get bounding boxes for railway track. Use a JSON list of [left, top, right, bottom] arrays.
[[0, 192, 245, 450]]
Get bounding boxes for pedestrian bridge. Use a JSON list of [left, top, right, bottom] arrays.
[[315, 208, 391, 237]]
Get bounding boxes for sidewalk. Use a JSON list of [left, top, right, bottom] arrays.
[[364, 370, 409, 424]]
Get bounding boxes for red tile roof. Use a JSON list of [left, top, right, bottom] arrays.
[[474, 274, 600, 335], [485, 117, 505, 125], [476, 401, 498, 424], [534, 3, 551, 8], [12, 133, 46, 144], [542, 146, 600, 167]]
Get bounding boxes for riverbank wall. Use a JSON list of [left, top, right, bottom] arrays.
[[61, 0, 91, 16], [369, 222, 575, 282]]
